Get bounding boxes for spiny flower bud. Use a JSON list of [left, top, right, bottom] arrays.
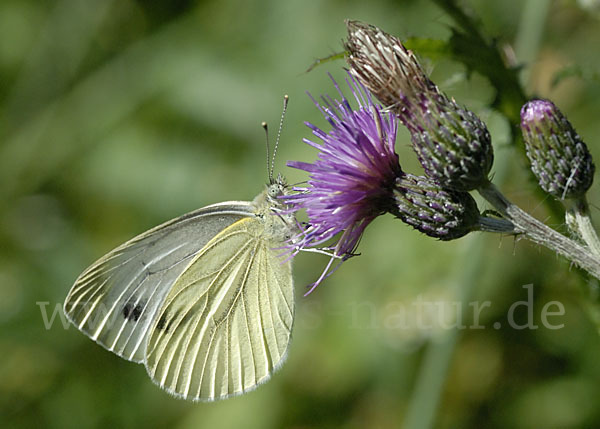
[[520, 99, 595, 200], [393, 174, 480, 240], [406, 92, 494, 192], [345, 20, 494, 192]]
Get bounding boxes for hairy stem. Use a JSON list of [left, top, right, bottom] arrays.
[[565, 197, 600, 256], [478, 181, 600, 279]]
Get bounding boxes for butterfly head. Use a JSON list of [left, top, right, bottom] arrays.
[[267, 173, 288, 201]]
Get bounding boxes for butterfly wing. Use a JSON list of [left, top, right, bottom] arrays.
[[144, 216, 294, 401], [63, 202, 253, 363]]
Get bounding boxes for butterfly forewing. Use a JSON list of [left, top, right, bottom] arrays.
[[63, 202, 254, 363], [144, 215, 294, 401]]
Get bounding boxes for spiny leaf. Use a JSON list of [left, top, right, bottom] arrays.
[[551, 64, 600, 89], [305, 51, 347, 73]]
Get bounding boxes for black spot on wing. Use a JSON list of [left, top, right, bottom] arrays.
[[157, 314, 168, 331], [156, 309, 182, 333], [123, 300, 144, 322]]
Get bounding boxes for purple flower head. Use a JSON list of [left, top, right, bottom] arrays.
[[284, 74, 403, 293]]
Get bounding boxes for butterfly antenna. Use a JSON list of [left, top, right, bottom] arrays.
[[270, 94, 289, 183], [262, 121, 271, 182]]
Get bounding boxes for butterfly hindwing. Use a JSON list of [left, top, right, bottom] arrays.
[[63, 202, 253, 363], [144, 216, 294, 401]]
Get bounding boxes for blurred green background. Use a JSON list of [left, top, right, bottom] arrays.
[[2, 0, 600, 428]]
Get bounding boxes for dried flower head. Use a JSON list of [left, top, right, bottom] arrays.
[[521, 99, 595, 200], [345, 20, 435, 105], [345, 20, 494, 192]]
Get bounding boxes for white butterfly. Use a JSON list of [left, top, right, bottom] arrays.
[[63, 172, 298, 401]]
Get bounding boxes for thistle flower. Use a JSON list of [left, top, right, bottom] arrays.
[[345, 20, 493, 192], [285, 76, 505, 292], [284, 75, 402, 269], [520, 99, 595, 200]]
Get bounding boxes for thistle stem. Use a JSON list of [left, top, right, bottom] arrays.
[[478, 180, 600, 280], [565, 197, 600, 256]]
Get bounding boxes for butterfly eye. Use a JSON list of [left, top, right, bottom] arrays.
[[268, 184, 284, 198]]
